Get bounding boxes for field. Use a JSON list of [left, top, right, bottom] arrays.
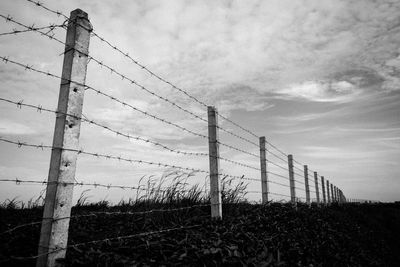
[[1, 198, 400, 266]]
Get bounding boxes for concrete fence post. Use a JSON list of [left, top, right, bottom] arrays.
[[36, 9, 92, 267], [304, 165, 310, 205], [314, 172, 320, 204], [207, 106, 222, 219], [259, 137, 269, 204], [321, 176, 326, 205], [287, 155, 296, 204], [326, 180, 331, 204], [334, 186, 338, 203]]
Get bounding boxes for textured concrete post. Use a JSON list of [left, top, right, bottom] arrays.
[[314, 172, 320, 204], [259, 137, 268, 204], [207, 106, 222, 219], [37, 9, 92, 267], [287, 155, 296, 204], [304, 165, 310, 205], [321, 176, 326, 204], [326, 180, 331, 204]]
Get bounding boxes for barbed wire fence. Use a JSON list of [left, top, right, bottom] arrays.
[[0, 0, 360, 265]]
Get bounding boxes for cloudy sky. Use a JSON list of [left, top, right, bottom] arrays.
[[0, 0, 399, 204]]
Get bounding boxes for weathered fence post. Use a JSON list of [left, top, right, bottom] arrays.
[[337, 187, 340, 203], [314, 172, 320, 204], [304, 165, 310, 205], [259, 136, 269, 204], [330, 183, 334, 203], [287, 155, 296, 204], [332, 185, 336, 202], [340, 189, 344, 203], [326, 180, 331, 204], [36, 9, 92, 267], [321, 176, 326, 204], [207, 106, 222, 219], [334, 186, 338, 203]]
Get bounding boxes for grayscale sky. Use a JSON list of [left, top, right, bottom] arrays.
[[0, 0, 399, 204]]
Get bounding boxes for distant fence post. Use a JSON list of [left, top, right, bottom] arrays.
[[36, 9, 92, 267], [330, 183, 334, 203], [304, 165, 310, 205], [334, 186, 338, 203], [259, 136, 269, 204], [287, 155, 296, 204], [321, 176, 326, 204], [314, 172, 320, 204], [326, 180, 331, 204], [207, 106, 222, 219]]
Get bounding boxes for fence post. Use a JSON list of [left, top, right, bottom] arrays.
[[304, 165, 310, 205], [259, 136, 269, 204], [331, 183, 334, 203], [334, 186, 338, 203], [287, 155, 296, 204], [321, 176, 326, 204], [326, 180, 331, 204], [207, 106, 222, 219], [314, 172, 320, 204], [36, 9, 92, 267]]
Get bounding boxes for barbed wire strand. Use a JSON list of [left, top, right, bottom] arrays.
[[267, 160, 288, 172], [21, 1, 286, 155], [6, 4, 339, 193], [0, 14, 286, 165], [0, 24, 64, 37], [0, 14, 65, 45], [0, 55, 259, 159], [0, 56, 209, 140], [0, 97, 210, 157], [294, 179, 305, 185], [0, 202, 209, 236], [0, 97, 260, 173], [269, 192, 291, 198], [268, 180, 290, 188], [267, 171, 289, 181], [0, 221, 42, 236], [268, 150, 288, 163], [0, 13, 210, 132], [25, 0, 69, 20], [0, 178, 203, 193], [21, 0, 292, 174], [6, 224, 202, 261], [0, 138, 257, 183], [217, 141, 259, 158], [0, 138, 211, 174]]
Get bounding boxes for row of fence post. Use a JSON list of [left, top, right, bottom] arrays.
[[35, 9, 347, 267], [207, 106, 347, 220]]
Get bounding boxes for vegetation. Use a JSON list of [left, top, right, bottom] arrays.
[[0, 174, 399, 266]]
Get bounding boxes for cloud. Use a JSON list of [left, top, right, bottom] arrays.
[[0, 120, 36, 135], [278, 80, 360, 102]]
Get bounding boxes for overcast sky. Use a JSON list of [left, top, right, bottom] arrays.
[[0, 0, 399, 204]]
